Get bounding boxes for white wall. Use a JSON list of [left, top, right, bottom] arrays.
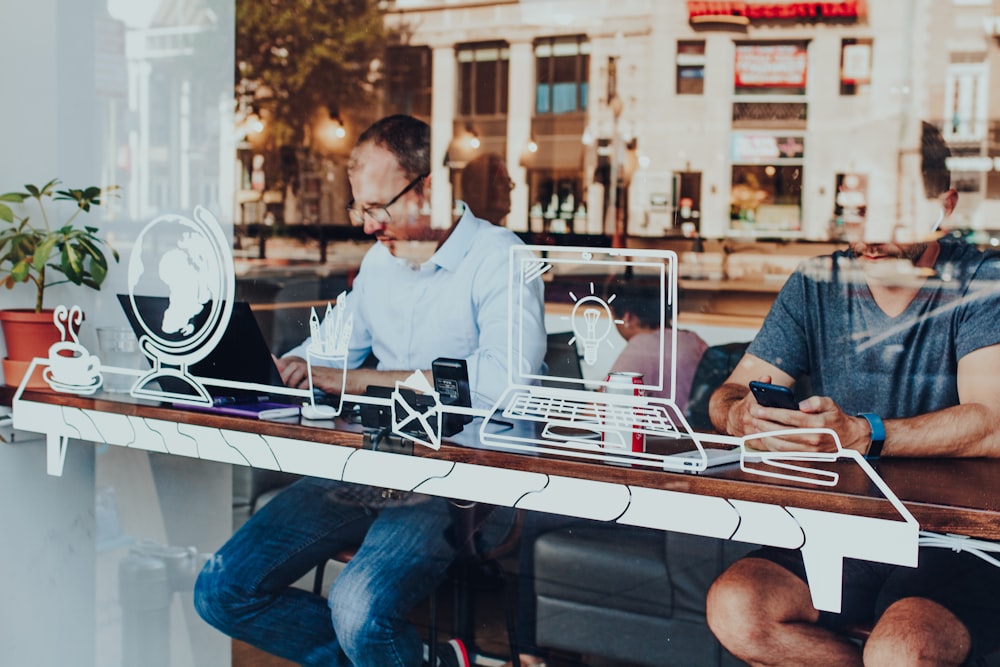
[[1, 1, 236, 665]]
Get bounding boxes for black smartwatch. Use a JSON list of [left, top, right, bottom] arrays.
[[858, 413, 885, 460]]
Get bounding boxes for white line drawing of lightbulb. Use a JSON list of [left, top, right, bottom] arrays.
[[570, 294, 614, 365]]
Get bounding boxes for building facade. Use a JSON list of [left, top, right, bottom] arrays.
[[385, 0, 1000, 241]]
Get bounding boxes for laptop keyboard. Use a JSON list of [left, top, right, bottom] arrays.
[[503, 391, 682, 435]]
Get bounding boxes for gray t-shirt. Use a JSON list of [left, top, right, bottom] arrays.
[[748, 239, 1000, 419]]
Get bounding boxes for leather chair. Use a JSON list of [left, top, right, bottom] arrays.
[[531, 342, 756, 666]]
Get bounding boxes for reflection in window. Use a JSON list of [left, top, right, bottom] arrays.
[[839, 38, 872, 96], [458, 43, 509, 117], [535, 36, 589, 115], [730, 164, 803, 232], [944, 61, 987, 142], [384, 46, 433, 118], [676, 40, 705, 95], [734, 41, 808, 97]]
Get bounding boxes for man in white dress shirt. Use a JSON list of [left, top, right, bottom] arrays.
[[195, 114, 546, 667]]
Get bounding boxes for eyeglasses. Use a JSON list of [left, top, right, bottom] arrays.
[[346, 173, 428, 226]]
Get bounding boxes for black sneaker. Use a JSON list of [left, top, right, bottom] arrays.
[[423, 638, 470, 667]]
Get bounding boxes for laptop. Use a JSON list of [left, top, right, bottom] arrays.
[[540, 331, 584, 390], [118, 294, 305, 417], [479, 245, 736, 470]]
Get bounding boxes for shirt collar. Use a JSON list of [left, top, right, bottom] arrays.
[[428, 204, 484, 272]]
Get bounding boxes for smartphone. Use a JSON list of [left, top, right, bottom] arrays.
[[749, 380, 799, 410]]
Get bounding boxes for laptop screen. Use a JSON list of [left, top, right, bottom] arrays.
[[510, 245, 678, 397], [118, 294, 285, 400]]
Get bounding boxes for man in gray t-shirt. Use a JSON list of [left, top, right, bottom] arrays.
[[705, 123, 1000, 666], [750, 239, 1000, 421]]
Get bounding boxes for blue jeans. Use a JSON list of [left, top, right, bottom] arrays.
[[194, 477, 459, 667]]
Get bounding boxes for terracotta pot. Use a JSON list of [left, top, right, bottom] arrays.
[[0, 309, 63, 362], [1, 357, 52, 391]]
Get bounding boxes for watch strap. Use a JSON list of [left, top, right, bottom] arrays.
[[858, 413, 885, 460]]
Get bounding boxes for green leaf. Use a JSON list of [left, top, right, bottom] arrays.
[[25, 184, 41, 197], [10, 259, 30, 282], [0, 203, 12, 223], [90, 255, 108, 285], [75, 235, 105, 260], [0, 192, 26, 203], [61, 244, 83, 283], [32, 236, 58, 271], [38, 179, 59, 196]]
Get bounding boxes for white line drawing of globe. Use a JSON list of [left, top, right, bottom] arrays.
[[126, 206, 234, 403]]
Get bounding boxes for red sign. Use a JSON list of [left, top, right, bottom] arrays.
[[734, 44, 807, 88], [689, 1, 865, 22]]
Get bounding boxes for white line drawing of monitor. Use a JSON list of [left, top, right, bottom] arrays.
[[480, 245, 713, 471]]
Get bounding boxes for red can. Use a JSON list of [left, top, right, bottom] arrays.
[[602, 371, 646, 453]]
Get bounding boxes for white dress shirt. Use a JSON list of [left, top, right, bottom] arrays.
[[284, 207, 547, 408]]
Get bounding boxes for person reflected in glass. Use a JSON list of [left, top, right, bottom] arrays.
[[605, 275, 707, 412], [459, 152, 513, 226], [194, 114, 546, 667], [705, 121, 1000, 666]]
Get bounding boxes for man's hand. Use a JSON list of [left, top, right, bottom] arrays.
[[274, 355, 310, 389], [274, 354, 350, 395], [744, 390, 871, 454]]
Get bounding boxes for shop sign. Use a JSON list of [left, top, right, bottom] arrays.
[[732, 133, 806, 161], [735, 44, 807, 88], [688, 1, 865, 23]]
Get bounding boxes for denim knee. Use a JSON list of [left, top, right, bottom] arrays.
[[193, 557, 253, 634], [330, 570, 409, 662]]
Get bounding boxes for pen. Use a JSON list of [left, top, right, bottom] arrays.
[[213, 395, 271, 406]]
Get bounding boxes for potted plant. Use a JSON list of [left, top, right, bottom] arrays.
[[0, 178, 119, 385]]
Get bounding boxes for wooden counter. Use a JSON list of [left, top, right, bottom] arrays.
[[10, 364, 1000, 615]]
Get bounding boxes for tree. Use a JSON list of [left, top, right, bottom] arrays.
[[236, 0, 390, 150]]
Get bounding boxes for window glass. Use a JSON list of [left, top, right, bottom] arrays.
[[457, 43, 509, 117], [840, 38, 872, 95], [535, 36, 589, 114], [677, 40, 706, 95]]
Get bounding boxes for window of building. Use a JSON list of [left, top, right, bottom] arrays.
[[676, 41, 705, 95], [384, 45, 433, 118], [733, 41, 808, 97], [839, 38, 872, 95], [944, 60, 988, 142], [730, 133, 805, 234], [457, 43, 509, 117], [535, 36, 589, 115]]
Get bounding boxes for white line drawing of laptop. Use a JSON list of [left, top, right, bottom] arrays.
[[479, 244, 723, 471]]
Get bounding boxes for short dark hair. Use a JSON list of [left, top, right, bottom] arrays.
[[921, 121, 951, 198], [355, 114, 431, 192], [605, 275, 664, 329]]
